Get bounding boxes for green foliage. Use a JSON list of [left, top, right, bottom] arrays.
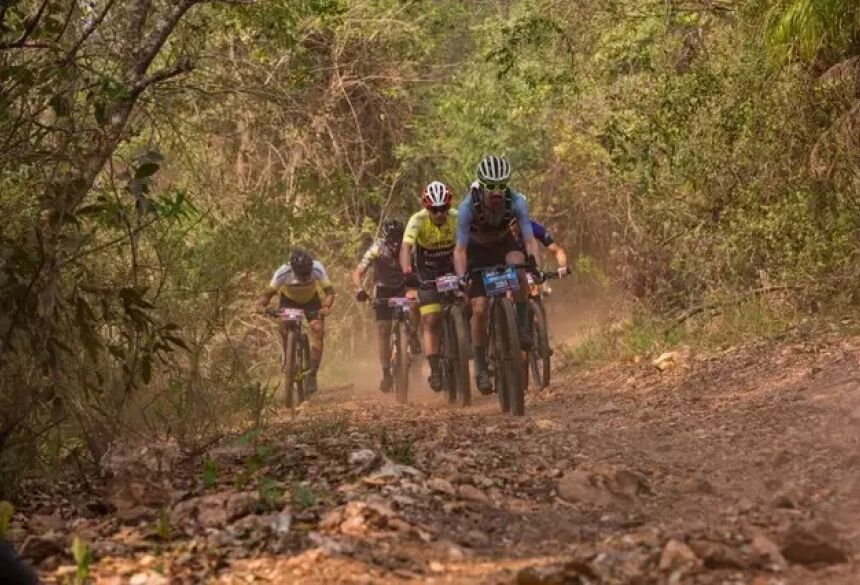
[[0, 501, 13, 538], [71, 536, 92, 585], [201, 459, 219, 489], [258, 476, 285, 511], [769, 0, 860, 61], [3, 0, 860, 497], [156, 508, 172, 541], [292, 484, 317, 510], [378, 428, 416, 465], [561, 311, 680, 366]]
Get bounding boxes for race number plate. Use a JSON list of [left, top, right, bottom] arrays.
[[482, 267, 519, 296], [526, 273, 535, 285], [388, 297, 413, 309], [280, 308, 305, 322], [435, 274, 460, 292]]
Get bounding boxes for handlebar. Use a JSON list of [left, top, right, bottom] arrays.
[[467, 263, 571, 283]]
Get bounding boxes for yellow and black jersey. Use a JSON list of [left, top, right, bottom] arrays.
[[403, 208, 458, 275], [269, 260, 332, 304]]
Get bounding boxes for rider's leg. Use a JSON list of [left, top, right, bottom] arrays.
[[306, 318, 324, 393], [420, 304, 443, 391], [373, 295, 395, 392], [406, 289, 422, 353], [505, 249, 531, 347], [470, 295, 489, 353], [377, 320, 393, 368], [470, 295, 493, 392]]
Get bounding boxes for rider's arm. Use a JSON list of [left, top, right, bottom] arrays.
[[320, 286, 335, 315], [454, 197, 472, 277], [314, 263, 335, 315], [547, 242, 568, 269], [258, 265, 285, 313], [353, 242, 378, 289], [402, 213, 422, 274], [454, 244, 468, 277], [533, 221, 568, 269], [512, 195, 540, 264], [256, 288, 277, 314], [351, 267, 365, 290], [399, 242, 414, 274]]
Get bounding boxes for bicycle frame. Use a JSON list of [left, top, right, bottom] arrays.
[[418, 274, 471, 406]]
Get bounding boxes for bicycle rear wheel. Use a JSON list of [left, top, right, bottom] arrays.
[[494, 298, 524, 416], [394, 320, 409, 404], [529, 299, 551, 389], [488, 305, 508, 413], [450, 305, 471, 406]]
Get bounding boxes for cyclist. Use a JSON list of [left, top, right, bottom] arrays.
[[453, 155, 540, 394], [510, 218, 569, 277], [352, 219, 420, 393], [400, 181, 458, 392], [257, 248, 335, 395]]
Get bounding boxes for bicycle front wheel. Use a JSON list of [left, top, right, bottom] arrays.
[[450, 305, 471, 407], [283, 329, 299, 409], [529, 299, 551, 389], [296, 332, 310, 404], [394, 320, 409, 404], [493, 298, 524, 416]]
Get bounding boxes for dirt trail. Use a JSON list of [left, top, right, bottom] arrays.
[[13, 329, 860, 584]]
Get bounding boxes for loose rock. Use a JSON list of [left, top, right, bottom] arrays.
[[457, 484, 489, 503], [658, 539, 701, 572], [780, 524, 847, 565]]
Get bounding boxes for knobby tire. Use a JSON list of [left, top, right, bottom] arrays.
[[489, 301, 511, 413], [394, 320, 409, 404], [297, 333, 310, 403], [283, 329, 298, 410], [529, 299, 551, 389], [450, 305, 471, 406], [497, 298, 525, 416]]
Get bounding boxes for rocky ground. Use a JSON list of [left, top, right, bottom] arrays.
[[7, 328, 860, 584]]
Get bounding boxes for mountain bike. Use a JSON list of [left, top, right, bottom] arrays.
[[526, 268, 570, 390], [372, 296, 418, 404], [418, 274, 471, 407], [471, 263, 528, 416], [267, 308, 310, 410]]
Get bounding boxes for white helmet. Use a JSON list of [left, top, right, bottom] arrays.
[[476, 155, 512, 184], [421, 181, 452, 209]]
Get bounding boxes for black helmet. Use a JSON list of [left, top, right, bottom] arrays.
[[289, 248, 314, 278], [380, 219, 404, 243]]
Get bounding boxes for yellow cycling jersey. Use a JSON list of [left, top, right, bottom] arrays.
[[404, 208, 457, 250], [404, 208, 458, 273], [269, 260, 332, 304]]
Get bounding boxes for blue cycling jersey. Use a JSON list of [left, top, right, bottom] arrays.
[[456, 182, 534, 246]]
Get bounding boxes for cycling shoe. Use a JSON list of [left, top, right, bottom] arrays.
[[304, 374, 318, 395], [428, 371, 444, 392], [475, 367, 493, 394], [379, 374, 393, 393], [409, 334, 422, 355], [518, 326, 533, 351]]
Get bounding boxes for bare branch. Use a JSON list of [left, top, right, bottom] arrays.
[[59, 0, 120, 67], [131, 0, 202, 81], [131, 58, 196, 95], [0, 0, 49, 49]]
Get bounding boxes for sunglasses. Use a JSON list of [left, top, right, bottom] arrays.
[[480, 180, 507, 192], [429, 206, 450, 214]]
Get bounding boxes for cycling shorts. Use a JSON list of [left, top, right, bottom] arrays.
[[373, 285, 409, 321], [279, 293, 322, 321], [467, 233, 524, 298], [416, 269, 447, 315]]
